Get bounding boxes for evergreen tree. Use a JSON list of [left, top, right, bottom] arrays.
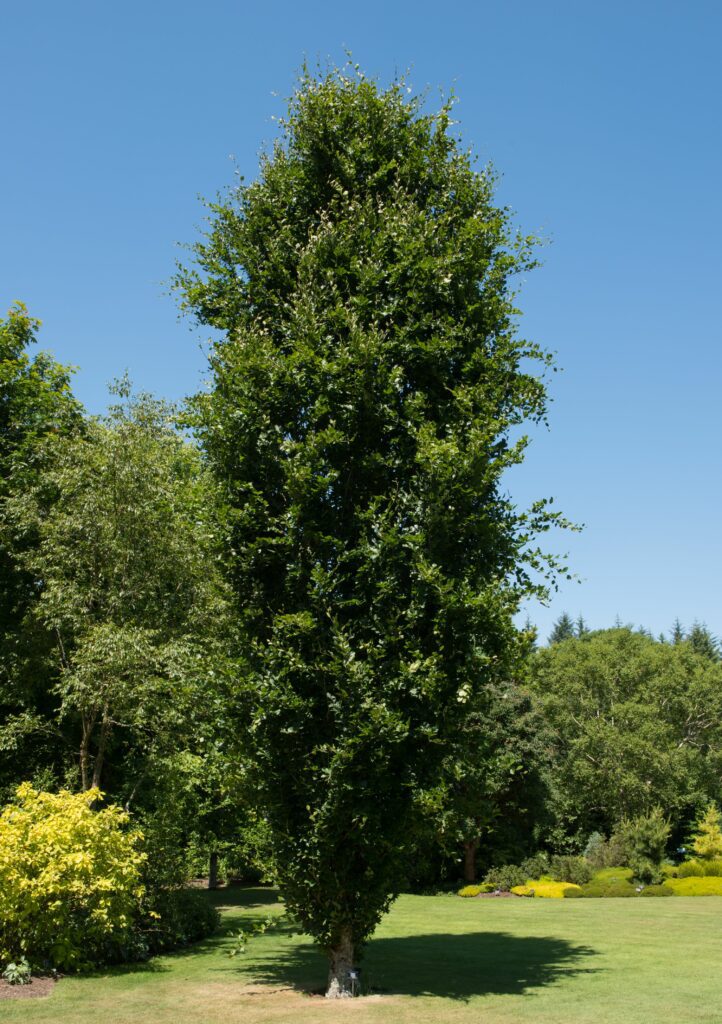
[[670, 618, 685, 644], [690, 804, 722, 860], [687, 622, 720, 662], [548, 612, 575, 645]]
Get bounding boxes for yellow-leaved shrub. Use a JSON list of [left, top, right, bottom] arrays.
[[663, 876, 722, 896], [511, 880, 582, 899], [0, 784, 146, 969]]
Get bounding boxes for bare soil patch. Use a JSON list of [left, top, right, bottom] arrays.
[[0, 975, 56, 1000]]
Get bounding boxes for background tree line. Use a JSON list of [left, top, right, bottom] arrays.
[[4, 305, 721, 892]]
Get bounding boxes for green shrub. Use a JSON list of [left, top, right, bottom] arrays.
[[678, 860, 706, 878], [574, 872, 638, 898], [586, 832, 629, 870], [617, 808, 670, 885], [2, 957, 32, 985], [0, 785, 145, 970], [143, 889, 220, 955], [520, 853, 550, 880], [483, 864, 527, 892], [549, 855, 593, 886], [639, 884, 674, 897], [661, 863, 679, 878]]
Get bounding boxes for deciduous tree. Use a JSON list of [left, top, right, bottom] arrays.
[[178, 64, 565, 996]]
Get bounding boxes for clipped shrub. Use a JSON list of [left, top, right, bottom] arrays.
[[514, 881, 582, 899], [549, 855, 593, 886], [639, 884, 674, 897], [483, 864, 527, 892], [661, 863, 679, 878], [664, 877, 722, 896], [511, 885, 535, 898], [0, 784, 145, 970], [573, 871, 638, 898], [457, 884, 494, 897]]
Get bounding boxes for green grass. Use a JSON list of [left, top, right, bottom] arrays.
[[5, 888, 722, 1023]]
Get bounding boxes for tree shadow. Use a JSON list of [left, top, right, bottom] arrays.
[[238, 930, 598, 1001]]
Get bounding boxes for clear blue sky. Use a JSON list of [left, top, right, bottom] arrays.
[[2, 1, 721, 642]]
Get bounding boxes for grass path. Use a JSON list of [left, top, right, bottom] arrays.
[[4, 888, 722, 1023]]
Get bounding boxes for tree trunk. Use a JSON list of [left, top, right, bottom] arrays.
[[463, 838, 479, 883], [326, 925, 355, 998], [209, 850, 219, 890]]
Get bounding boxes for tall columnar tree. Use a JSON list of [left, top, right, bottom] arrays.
[[178, 64, 566, 996]]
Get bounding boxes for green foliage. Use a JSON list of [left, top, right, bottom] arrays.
[[678, 858, 722, 878], [617, 808, 670, 885], [483, 864, 528, 891], [0, 304, 83, 799], [141, 889, 220, 957], [2, 956, 31, 985], [529, 628, 722, 844], [549, 855, 593, 886], [2, 380, 233, 865], [176, 61, 566, 986], [639, 884, 673, 896], [548, 613, 575, 645], [0, 784, 145, 970], [520, 852, 550, 879], [424, 680, 554, 884], [227, 913, 277, 958], [687, 623, 720, 662], [581, 832, 629, 870], [690, 804, 722, 860], [572, 881, 638, 898]]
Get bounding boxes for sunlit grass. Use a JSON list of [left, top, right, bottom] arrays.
[[4, 887, 722, 1024]]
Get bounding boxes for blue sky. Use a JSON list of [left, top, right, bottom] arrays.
[[2, 1, 721, 642]]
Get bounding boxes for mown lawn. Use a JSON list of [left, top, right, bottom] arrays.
[[4, 887, 722, 1024]]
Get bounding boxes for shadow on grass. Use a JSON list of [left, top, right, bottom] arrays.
[[238, 930, 598, 1001]]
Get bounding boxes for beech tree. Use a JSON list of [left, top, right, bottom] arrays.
[[178, 64, 565, 996]]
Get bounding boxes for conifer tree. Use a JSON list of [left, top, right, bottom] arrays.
[[691, 804, 722, 860], [548, 612, 575, 645]]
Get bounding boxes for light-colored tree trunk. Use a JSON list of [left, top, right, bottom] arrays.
[[325, 925, 355, 999], [463, 837, 479, 883]]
